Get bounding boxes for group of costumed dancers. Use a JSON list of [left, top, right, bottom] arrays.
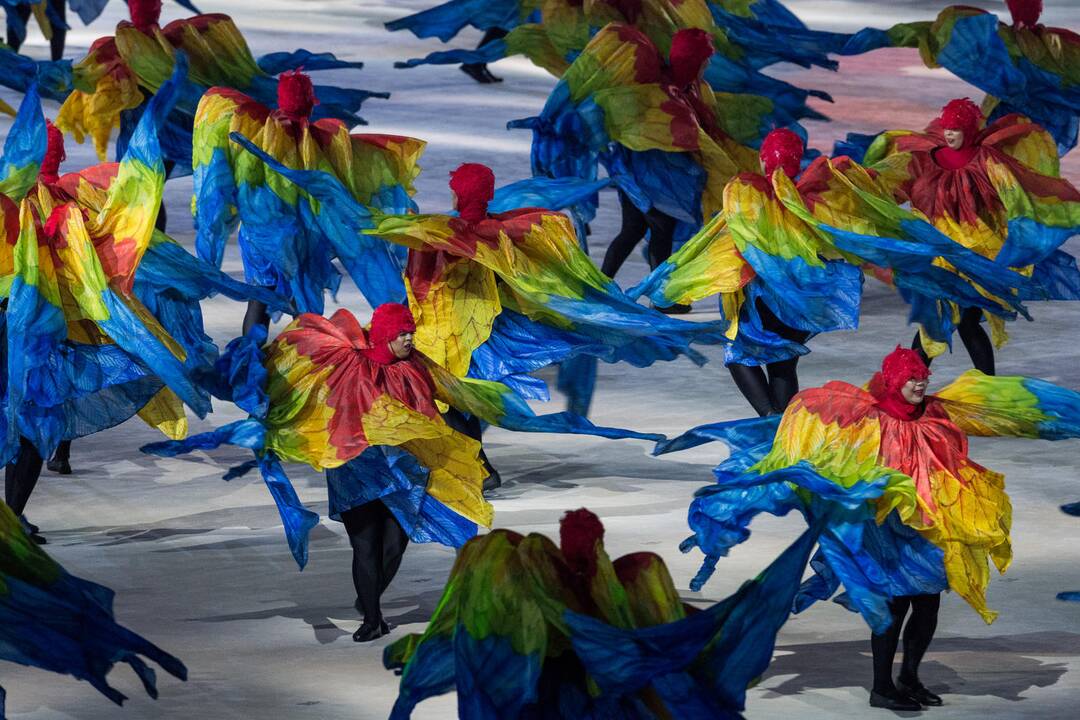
[[0, 0, 1079, 717]]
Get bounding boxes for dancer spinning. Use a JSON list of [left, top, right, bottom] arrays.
[[856, 98, 1080, 373], [631, 127, 1027, 416], [193, 69, 423, 331], [384, 506, 820, 718], [55, 0, 379, 172], [511, 26, 760, 303], [861, 0, 1079, 154], [660, 346, 1080, 709], [2, 71, 284, 540]]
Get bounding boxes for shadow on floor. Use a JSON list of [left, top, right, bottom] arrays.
[[764, 632, 1076, 701]]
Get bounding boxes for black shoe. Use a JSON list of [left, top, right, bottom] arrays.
[[461, 63, 494, 84], [654, 302, 691, 315], [481, 67, 503, 83], [381, 620, 393, 634], [47, 458, 72, 475], [353, 620, 388, 642], [19, 515, 46, 545], [483, 469, 502, 492], [897, 679, 942, 707], [869, 689, 922, 711]]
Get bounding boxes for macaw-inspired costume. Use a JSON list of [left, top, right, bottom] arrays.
[[858, 0, 1080, 155], [192, 70, 424, 314], [510, 25, 762, 231], [630, 128, 1029, 366], [396, 0, 879, 136], [384, 507, 821, 719], [229, 146, 746, 411], [659, 347, 1080, 633], [143, 304, 662, 569], [853, 98, 1080, 357], [2, 0, 200, 54], [0, 499, 186, 711], [55, 0, 382, 172], [0, 67, 284, 464]]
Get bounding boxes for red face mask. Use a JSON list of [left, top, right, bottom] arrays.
[[559, 508, 605, 578], [40, 120, 65, 185], [276, 70, 317, 122], [870, 345, 931, 420], [129, 0, 163, 30], [668, 28, 714, 89], [1007, 0, 1042, 28], [364, 303, 416, 365], [449, 163, 495, 224], [759, 128, 804, 179]]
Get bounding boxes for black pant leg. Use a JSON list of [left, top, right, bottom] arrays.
[[48, 0, 65, 61], [342, 502, 386, 623], [899, 593, 941, 685], [870, 596, 912, 695], [378, 504, 409, 595], [600, 191, 649, 279], [957, 306, 995, 375], [5, 437, 43, 516]]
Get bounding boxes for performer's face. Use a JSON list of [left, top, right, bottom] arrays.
[[901, 377, 929, 404], [389, 331, 414, 359], [943, 128, 965, 150]]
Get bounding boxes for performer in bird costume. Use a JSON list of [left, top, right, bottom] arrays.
[[192, 69, 424, 331], [510, 25, 761, 296], [54, 0, 381, 174], [384, 506, 821, 719], [1, 70, 285, 541], [0, 498, 186, 714], [631, 127, 1029, 416], [4, 0, 201, 61], [230, 135, 747, 420], [394, 0, 864, 133], [658, 346, 1080, 709], [854, 0, 1079, 155], [852, 97, 1080, 373], [142, 302, 661, 580]]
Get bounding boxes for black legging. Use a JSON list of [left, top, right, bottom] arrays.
[[6, 0, 66, 61], [871, 593, 941, 695], [5, 437, 43, 516], [341, 500, 408, 625], [242, 299, 271, 337], [728, 300, 811, 416], [601, 191, 677, 279], [912, 306, 995, 375]]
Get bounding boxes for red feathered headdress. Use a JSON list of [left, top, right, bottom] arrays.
[[1006, 0, 1042, 28], [560, 508, 605, 578], [449, 163, 495, 223], [40, 120, 65, 186], [364, 303, 416, 365], [669, 28, 714, 88], [129, 0, 163, 30], [760, 128, 804, 179], [938, 98, 983, 145], [277, 70, 317, 122]]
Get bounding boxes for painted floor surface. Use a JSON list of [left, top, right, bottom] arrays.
[[2, 1, 1079, 718]]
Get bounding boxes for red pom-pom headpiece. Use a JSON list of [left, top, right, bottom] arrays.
[[879, 345, 931, 394], [1006, 0, 1042, 28], [277, 70, 317, 121], [449, 163, 495, 223], [668, 28, 714, 88], [938, 98, 983, 143], [40, 120, 65, 185], [559, 508, 605, 578], [365, 303, 416, 364], [129, 0, 163, 30], [760, 128, 804, 179]]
